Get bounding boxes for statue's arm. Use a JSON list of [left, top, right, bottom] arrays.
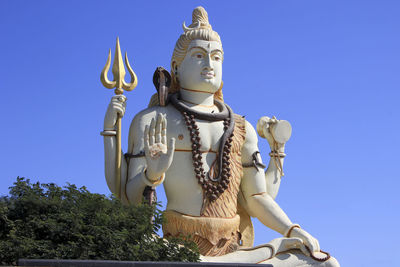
[[239, 120, 321, 252], [103, 133, 129, 200], [265, 148, 285, 199], [102, 96, 128, 202], [239, 120, 293, 235], [256, 117, 287, 199], [102, 97, 156, 205]]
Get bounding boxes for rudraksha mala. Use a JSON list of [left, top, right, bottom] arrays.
[[171, 92, 236, 202]]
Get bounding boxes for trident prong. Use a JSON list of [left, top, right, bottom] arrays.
[[100, 49, 115, 89], [123, 52, 138, 91], [100, 37, 138, 95]]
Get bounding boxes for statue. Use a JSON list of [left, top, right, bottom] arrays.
[[100, 7, 340, 266]]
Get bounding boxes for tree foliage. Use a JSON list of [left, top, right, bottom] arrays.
[[0, 177, 199, 265]]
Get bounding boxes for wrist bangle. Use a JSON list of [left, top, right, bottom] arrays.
[[269, 151, 286, 158], [100, 130, 117, 136], [284, 224, 301, 237], [140, 167, 165, 187], [270, 150, 285, 177]]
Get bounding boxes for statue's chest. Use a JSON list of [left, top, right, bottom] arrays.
[[169, 118, 225, 152]]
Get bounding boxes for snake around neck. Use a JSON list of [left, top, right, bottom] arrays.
[[170, 93, 236, 201]]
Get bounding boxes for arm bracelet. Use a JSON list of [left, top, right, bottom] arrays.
[[100, 130, 117, 136], [284, 223, 301, 237], [242, 151, 266, 171]]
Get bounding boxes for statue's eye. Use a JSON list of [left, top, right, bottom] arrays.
[[212, 53, 222, 62], [196, 54, 203, 59]]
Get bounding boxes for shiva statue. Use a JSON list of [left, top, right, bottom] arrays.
[[101, 6, 339, 266]]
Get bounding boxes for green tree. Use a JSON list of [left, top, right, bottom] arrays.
[[0, 177, 199, 265]]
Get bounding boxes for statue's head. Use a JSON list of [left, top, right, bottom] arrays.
[[171, 7, 224, 101]]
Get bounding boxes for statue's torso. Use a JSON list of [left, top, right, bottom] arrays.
[[140, 103, 246, 257], [131, 102, 248, 256]]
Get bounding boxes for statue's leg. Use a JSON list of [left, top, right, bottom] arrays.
[[200, 244, 274, 264], [260, 249, 340, 267]]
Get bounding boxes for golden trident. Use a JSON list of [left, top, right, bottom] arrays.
[[100, 37, 138, 199]]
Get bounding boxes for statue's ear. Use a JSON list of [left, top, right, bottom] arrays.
[[171, 61, 178, 74], [171, 61, 180, 90]]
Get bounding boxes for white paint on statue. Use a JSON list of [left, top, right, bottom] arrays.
[[101, 6, 339, 267]]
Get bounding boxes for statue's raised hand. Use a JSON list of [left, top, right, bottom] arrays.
[[104, 95, 127, 130], [144, 113, 176, 181]]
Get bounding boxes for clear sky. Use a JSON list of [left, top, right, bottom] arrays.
[[1, 0, 399, 266]]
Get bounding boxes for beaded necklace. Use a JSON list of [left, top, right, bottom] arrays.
[[170, 93, 235, 202]]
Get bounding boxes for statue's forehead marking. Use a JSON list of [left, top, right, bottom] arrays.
[[188, 40, 222, 53]]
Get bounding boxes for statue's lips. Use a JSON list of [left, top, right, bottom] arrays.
[[201, 71, 215, 79]]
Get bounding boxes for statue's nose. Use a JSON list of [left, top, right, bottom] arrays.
[[203, 54, 212, 68]]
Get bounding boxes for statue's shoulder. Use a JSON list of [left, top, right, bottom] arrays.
[[232, 113, 254, 133], [232, 115, 258, 145], [233, 113, 245, 122]]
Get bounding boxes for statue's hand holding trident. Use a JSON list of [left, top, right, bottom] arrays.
[[100, 37, 137, 199]]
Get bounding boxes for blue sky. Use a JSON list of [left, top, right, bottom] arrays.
[[1, 1, 399, 266]]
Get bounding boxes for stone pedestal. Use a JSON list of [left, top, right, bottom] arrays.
[[18, 259, 272, 267]]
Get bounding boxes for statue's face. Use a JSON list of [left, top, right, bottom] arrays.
[[176, 40, 223, 93]]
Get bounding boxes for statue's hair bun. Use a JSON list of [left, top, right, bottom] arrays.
[[191, 6, 211, 28], [183, 6, 212, 32]]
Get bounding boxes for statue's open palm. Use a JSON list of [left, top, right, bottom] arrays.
[[144, 113, 175, 181]]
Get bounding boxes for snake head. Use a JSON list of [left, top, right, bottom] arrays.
[[152, 67, 171, 107]]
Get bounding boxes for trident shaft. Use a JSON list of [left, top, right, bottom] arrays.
[[100, 37, 138, 199]]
